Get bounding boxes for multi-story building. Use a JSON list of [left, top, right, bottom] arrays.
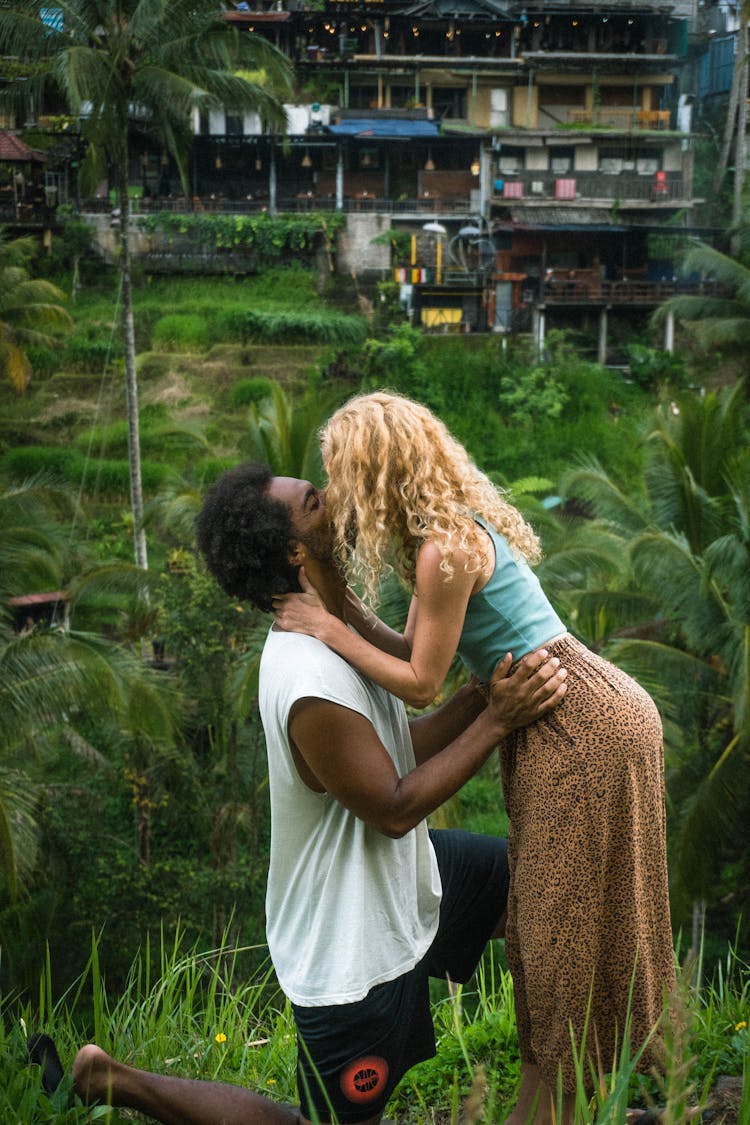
[[2, 0, 735, 352], [193, 0, 718, 352]]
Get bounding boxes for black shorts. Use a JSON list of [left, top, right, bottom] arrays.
[[292, 829, 508, 1124]]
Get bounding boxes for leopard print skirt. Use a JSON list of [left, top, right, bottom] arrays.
[[499, 634, 676, 1093]]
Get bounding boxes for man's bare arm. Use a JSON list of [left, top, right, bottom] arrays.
[[288, 652, 566, 838]]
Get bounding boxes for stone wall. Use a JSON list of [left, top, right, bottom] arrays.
[[337, 213, 392, 278], [80, 209, 393, 279]]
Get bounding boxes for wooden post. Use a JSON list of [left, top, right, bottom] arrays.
[[598, 305, 609, 365]]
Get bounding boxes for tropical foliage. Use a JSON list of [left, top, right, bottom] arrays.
[[0, 253, 746, 1121], [547, 382, 750, 945], [0, 0, 293, 567], [656, 221, 750, 353], [1, 930, 748, 1123], [0, 481, 163, 904], [140, 211, 345, 266], [240, 379, 349, 481], [0, 230, 71, 392]]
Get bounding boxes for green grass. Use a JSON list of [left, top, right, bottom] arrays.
[[2, 934, 747, 1124]]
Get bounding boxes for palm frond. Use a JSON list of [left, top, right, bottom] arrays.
[[606, 637, 719, 712], [559, 458, 649, 533], [631, 530, 731, 652], [0, 766, 40, 899], [232, 631, 267, 718], [670, 735, 748, 901]]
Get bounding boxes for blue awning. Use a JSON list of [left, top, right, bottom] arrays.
[[327, 118, 440, 139]]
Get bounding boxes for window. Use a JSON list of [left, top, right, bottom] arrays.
[[550, 147, 574, 174], [490, 88, 509, 128], [497, 149, 523, 174]]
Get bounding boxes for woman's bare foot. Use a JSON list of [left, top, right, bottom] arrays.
[[503, 1062, 574, 1125]]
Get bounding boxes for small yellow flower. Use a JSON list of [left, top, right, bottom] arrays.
[[215, 1032, 227, 1044], [267, 1079, 276, 1085], [735, 1020, 747, 1031]]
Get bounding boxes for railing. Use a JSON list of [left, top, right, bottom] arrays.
[[0, 201, 53, 224], [566, 108, 673, 130], [542, 278, 721, 305], [80, 194, 477, 217], [495, 172, 685, 203]]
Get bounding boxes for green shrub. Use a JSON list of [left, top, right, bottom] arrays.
[[75, 419, 204, 463], [152, 313, 210, 352], [194, 456, 241, 484], [26, 345, 59, 378], [61, 335, 121, 372], [216, 307, 367, 347], [91, 457, 169, 492], [0, 446, 169, 493], [625, 344, 688, 391], [230, 377, 275, 408], [0, 445, 85, 482], [237, 263, 321, 307], [74, 420, 131, 457]]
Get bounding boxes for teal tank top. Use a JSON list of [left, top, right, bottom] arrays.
[[456, 521, 566, 682]]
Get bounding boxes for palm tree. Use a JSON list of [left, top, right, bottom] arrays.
[[551, 384, 750, 951], [654, 223, 750, 353], [0, 0, 293, 569], [0, 481, 179, 902], [241, 380, 349, 482], [0, 229, 71, 392]]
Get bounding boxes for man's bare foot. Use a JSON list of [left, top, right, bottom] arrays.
[[72, 1043, 117, 1105]]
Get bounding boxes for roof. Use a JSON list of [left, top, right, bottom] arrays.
[[222, 10, 290, 22], [0, 131, 47, 163], [328, 117, 440, 138], [493, 222, 721, 236], [505, 223, 630, 233], [402, 0, 512, 17], [9, 591, 68, 606]]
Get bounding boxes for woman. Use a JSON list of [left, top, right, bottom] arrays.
[[273, 391, 676, 1125]]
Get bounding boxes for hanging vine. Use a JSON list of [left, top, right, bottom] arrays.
[[139, 211, 345, 268]]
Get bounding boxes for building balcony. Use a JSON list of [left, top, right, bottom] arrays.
[[300, 49, 678, 74], [565, 108, 674, 130], [83, 193, 477, 218], [540, 274, 721, 307], [514, 0, 693, 16], [492, 171, 688, 207]]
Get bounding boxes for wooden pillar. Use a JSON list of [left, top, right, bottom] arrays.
[[336, 147, 344, 211], [664, 307, 675, 353], [598, 305, 608, 365], [269, 143, 277, 215], [534, 305, 546, 358]]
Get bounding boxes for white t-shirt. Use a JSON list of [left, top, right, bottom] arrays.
[[259, 627, 442, 1007]]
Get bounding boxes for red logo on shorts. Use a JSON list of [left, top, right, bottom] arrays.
[[340, 1055, 389, 1104]]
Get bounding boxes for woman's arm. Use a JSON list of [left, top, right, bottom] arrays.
[[273, 542, 477, 709], [342, 584, 413, 659]]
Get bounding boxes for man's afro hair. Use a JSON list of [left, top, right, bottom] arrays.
[[196, 462, 301, 613]]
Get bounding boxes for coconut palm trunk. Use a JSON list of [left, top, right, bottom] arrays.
[[732, 18, 749, 254], [117, 152, 148, 570]]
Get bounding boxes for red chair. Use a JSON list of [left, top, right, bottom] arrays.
[[652, 170, 669, 199]]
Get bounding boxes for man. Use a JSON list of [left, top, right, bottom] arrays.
[[64, 461, 566, 1125]]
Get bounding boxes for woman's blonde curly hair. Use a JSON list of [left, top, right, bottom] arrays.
[[321, 390, 541, 605]]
